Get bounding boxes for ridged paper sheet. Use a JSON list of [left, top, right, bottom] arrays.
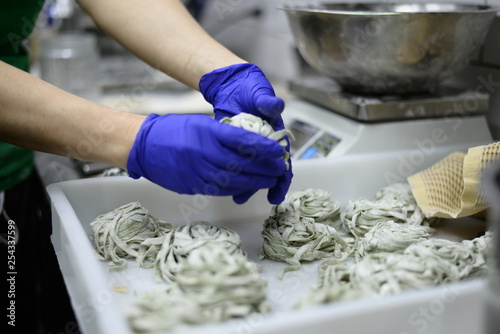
[[408, 142, 500, 218]]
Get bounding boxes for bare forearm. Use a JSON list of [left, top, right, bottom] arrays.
[[0, 61, 144, 168], [77, 0, 246, 90]]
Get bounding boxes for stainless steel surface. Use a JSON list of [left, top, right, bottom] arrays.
[[282, 3, 498, 95], [289, 75, 490, 122]]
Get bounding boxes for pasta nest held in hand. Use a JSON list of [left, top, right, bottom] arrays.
[[220, 112, 294, 170]]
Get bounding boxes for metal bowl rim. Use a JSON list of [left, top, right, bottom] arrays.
[[278, 2, 500, 15]]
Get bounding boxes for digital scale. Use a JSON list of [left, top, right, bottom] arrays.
[[284, 76, 494, 160]]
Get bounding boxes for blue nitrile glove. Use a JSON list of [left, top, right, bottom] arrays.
[[127, 114, 287, 203], [199, 63, 292, 204]]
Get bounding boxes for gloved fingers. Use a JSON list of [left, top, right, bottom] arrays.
[[200, 63, 286, 129], [255, 94, 285, 130], [193, 154, 284, 191], [213, 125, 285, 159], [194, 183, 255, 197], [236, 157, 287, 177], [202, 146, 286, 177], [214, 173, 278, 194], [212, 108, 234, 121], [167, 162, 278, 197], [232, 188, 260, 205], [255, 95, 284, 116], [193, 156, 280, 191], [195, 176, 277, 197], [266, 164, 293, 205]]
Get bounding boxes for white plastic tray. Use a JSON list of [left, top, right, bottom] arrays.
[[47, 151, 489, 334]]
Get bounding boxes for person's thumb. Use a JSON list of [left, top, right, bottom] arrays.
[[255, 95, 285, 130]]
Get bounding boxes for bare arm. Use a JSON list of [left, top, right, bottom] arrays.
[[0, 60, 145, 168], [77, 0, 246, 90], [0, 0, 246, 169]]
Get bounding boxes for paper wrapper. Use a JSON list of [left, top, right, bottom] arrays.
[[408, 142, 500, 218]]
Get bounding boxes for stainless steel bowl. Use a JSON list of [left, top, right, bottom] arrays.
[[282, 3, 498, 95]]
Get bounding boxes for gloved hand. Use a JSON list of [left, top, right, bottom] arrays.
[[127, 114, 287, 203], [199, 63, 292, 204]]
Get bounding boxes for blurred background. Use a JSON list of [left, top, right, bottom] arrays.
[[28, 0, 500, 136], [28, 0, 500, 181]]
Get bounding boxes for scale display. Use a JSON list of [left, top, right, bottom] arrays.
[[300, 134, 341, 159], [287, 119, 341, 159]]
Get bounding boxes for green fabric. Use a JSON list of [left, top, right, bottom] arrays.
[[0, 0, 44, 191], [0, 146, 34, 191], [0, 0, 45, 55]]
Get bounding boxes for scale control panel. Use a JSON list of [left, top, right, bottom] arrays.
[[287, 119, 341, 160], [283, 98, 493, 161]]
